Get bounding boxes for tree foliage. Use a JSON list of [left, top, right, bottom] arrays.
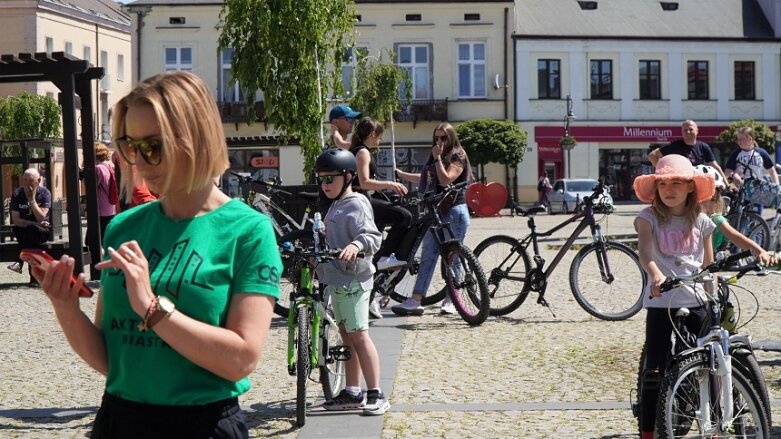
[[349, 49, 411, 125], [0, 92, 61, 140], [218, 0, 356, 179], [456, 119, 527, 167], [716, 119, 776, 154]]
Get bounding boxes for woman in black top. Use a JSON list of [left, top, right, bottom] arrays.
[[348, 117, 412, 266]]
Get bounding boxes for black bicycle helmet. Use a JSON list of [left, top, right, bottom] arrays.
[[314, 148, 357, 175]]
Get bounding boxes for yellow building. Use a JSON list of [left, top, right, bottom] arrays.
[[0, 0, 133, 200], [123, 0, 515, 198]]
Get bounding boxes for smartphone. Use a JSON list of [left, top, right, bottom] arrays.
[[19, 249, 94, 298]]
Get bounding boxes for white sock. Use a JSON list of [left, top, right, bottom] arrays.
[[346, 386, 362, 396]]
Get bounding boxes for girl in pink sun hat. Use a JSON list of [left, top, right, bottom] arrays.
[[632, 154, 716, 438]]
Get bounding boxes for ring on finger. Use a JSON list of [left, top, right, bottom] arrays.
[[122, 248, 137, 262]]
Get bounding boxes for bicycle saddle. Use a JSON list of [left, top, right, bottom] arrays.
[[515, 206, 546, 217]]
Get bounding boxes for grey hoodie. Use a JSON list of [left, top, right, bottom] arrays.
[[315, 192, 382, 290]]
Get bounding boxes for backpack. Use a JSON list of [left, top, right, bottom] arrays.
[[537, 179, 545, 192], [99, 162, 119, 206]]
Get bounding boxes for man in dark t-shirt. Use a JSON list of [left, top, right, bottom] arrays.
[[648, 120, 728, 181], [8, 168, 51, 282]]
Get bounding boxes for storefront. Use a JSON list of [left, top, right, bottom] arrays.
[[534, 125, 730, 201]]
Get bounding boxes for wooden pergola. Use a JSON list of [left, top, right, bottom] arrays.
[[0, 52, 103, 277]]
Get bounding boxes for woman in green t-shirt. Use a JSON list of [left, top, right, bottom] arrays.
[[31, 72, 281, 438]]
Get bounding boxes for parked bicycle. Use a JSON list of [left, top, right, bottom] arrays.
[[278, 240, 352, 427], [276, 181, 491, 326], [634, 250, 771, 438], [723, 175, 771, 255], [473, 181, 646, 320]]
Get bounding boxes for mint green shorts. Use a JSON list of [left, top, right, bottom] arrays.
[[327, 281, 369, 333]]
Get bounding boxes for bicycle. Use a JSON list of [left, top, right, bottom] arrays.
[[473, 181, 646, 320], [279, 241, 352, 427], [277, 182, 491, 326], [638, 251, 770, 438], [722, 175, 771, 258]]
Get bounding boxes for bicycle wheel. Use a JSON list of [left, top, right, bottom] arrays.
[[656, 351, 769, 438], [275, 229, 313, 318], [319, 308, 346, 401], [440, 242, 490, 326], [386, 226, 447, 306], [726, 211, 770, 253], [295, 306, 310, 427], [569, 241, 645, 321], [732, 347, 772, 426], [473, 235, 530, 316]]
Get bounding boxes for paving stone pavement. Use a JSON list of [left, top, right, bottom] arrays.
[[3, 204, 781, 438]]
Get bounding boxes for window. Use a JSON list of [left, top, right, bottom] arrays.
[[464, 13, 480, 21], [734, 61, 755, 100], [687, 60, 709, 100], [537, 59, 560, 99], [83, 46, 91, 63], [639, 60, 661, 100], [457, 42, 486, 98], [64, 41, 73, 55], [341, 46, 368, 98], [220, 48, 242, 102], [398, 44, 430, 99], [117, 54, 125, 81], [590, 59, 612, 99], [100, 51, 109, 90], [405, 14, 421, 21], [45, 37, 53, 54], [164, 47, 193, 71]]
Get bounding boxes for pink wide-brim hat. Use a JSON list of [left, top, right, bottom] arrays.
[[633, 154, 716, 203]]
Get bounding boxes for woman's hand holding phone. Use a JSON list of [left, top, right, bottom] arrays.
[[20, 249, 93, 312]]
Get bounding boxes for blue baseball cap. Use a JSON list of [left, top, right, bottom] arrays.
[[329, 104, 362, 122]]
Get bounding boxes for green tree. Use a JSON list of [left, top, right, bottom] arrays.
[[219, 0, 356, 180], [349, 49, 411, 125], [716, 119, 776, 154], [456, 119, 527, 179], [0, 92, 61, 140]]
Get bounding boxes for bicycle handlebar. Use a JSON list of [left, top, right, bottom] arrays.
[[230, 171, 292, 197], [279, 242, 366, 260], [658, 250, 758, 293]]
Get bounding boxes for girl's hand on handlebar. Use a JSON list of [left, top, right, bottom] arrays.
[[650, 273, 665, 298], [339, 243, 360, 263], [755, 250, 776, 267], [387, 181, 408, 196]]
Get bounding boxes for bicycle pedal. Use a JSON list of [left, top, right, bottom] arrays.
[[288, 364, 296, 376], [330, 345, 352, 362], [379, 295, 390, 309]]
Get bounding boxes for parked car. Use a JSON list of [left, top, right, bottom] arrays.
[[544, 178, 612, 214]]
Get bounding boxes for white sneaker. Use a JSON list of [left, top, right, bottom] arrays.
[[440, 298, 456, 315], [391, 298, 424, 316], [369, 297, 383, 319], [377, 253, 406, 271]]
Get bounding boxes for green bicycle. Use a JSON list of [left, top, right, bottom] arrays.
[[279, 241, 352, 427]]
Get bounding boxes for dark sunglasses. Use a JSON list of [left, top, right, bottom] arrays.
[[115, 136, 163, 166], [317, 175, 339, 185], [433, 135, 448, 143]]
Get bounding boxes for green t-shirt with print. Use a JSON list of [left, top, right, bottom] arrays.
[[100, 199, 281, 405]]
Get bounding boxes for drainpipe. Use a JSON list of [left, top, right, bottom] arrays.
[[503, 6, 509, 120], [127, 6, 151, 82]]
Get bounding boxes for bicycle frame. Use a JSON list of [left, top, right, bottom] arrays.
[[286, 264, 322, 375], [252, 191, 312, 236]]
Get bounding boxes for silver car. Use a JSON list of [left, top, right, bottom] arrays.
[[544, 178, 612, 214]]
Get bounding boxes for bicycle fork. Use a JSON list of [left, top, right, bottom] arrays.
[[592, 226, 615, 284]]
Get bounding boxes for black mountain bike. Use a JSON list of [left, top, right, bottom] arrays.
[[473, 182, 646, 320]]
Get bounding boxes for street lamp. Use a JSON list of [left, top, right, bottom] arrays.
[[562, 94, 576, 178]]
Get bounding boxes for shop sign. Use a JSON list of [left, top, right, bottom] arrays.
[[250, 155, 279, 168], [534, 125, 732, 143]]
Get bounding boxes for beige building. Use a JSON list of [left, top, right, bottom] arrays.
[[123, 0, 515, 199], [0, 0, 132, 200]]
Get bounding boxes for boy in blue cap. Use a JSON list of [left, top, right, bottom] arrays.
[[329, 104, 362, 148]]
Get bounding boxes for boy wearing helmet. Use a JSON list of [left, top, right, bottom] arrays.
[[313, 148, 390, 415], [695, 165, 775, 265]]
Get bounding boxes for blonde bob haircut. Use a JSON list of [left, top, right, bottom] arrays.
[[111, 71, 229, 199]]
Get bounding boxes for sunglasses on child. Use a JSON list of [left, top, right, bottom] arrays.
[[115, 136, 163, 166], [317, 175, 341, 185]]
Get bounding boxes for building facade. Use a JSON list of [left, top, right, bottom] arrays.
[[514, 0, 781, 203], [124, 0, 514, 196], [0, 0, 132, 200]]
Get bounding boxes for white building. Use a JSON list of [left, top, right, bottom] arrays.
[[514, 0, 781, 202]]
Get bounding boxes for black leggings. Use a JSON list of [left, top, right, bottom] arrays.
[[640, 306, 707, 432], [91, 392, 248, 439], [370, 197, 413, 259], [13, 224, 49, 264]]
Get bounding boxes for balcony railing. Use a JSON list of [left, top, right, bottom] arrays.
[[217, 101, 266, 125], [393, 98, 448, 128]]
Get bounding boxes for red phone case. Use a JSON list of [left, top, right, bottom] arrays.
[[19, 249, 94, 298]]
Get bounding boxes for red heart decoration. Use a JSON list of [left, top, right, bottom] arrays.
[[466, 182, 508, 217]]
